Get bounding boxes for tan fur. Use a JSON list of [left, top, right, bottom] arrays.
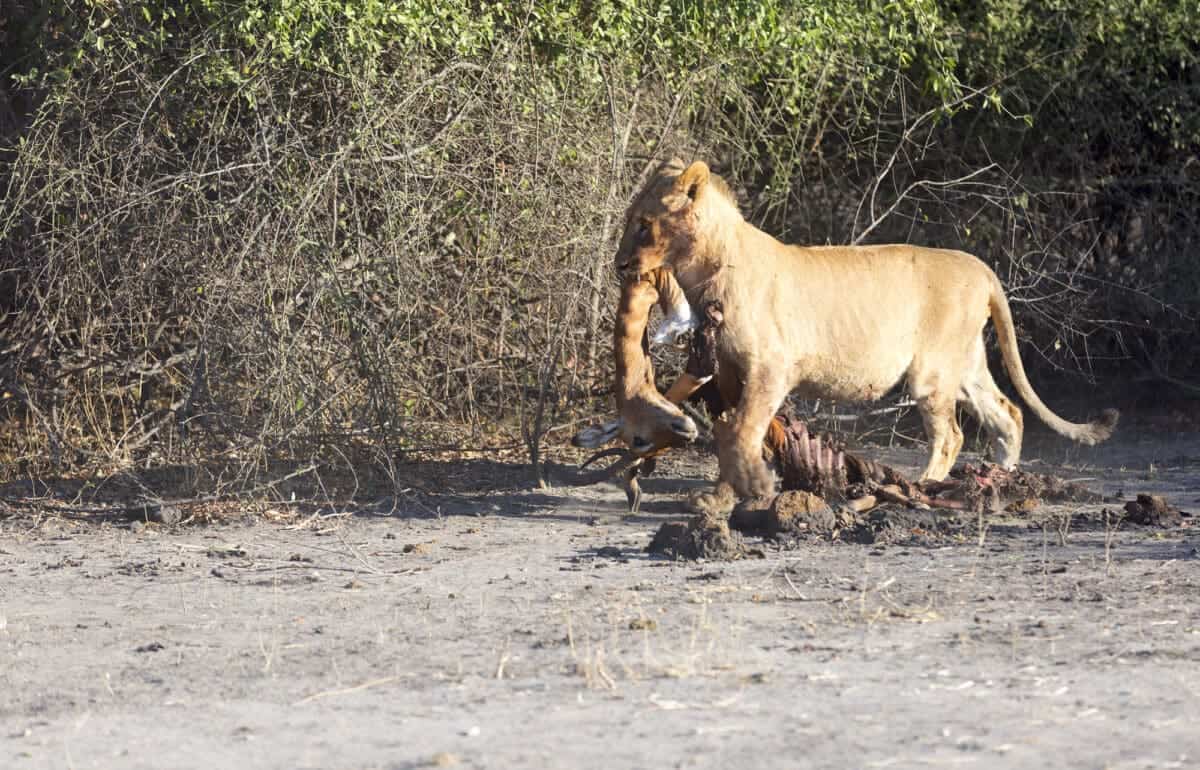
[[615, 159, 1118, 513], [589, 266, 789, 467]]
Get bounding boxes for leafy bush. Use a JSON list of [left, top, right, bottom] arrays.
[[1, 0, 1195, 482]]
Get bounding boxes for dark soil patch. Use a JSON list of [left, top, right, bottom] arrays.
[[660, 465, 1190, 560], [647, 513, 751, 560], [729, 492, 974, 547], [1123, 494, 1187, 526], [842, 505, 976, 545]]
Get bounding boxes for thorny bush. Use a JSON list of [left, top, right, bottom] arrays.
[[1, 0, 1196, 488]]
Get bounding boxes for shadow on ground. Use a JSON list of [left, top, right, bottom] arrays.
[[0, 454, 712, 527]]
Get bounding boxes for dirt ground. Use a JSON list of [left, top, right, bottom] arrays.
[[3, 428, 1200, 769]]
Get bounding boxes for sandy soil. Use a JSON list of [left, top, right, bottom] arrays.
[[3, 431, 1200, 769]]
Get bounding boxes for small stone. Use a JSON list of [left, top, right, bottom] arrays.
[[148, 503, 183, 525]]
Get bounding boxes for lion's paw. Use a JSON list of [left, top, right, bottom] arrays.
[[688, 482, 736, 517], [727, 456, 775, 499]]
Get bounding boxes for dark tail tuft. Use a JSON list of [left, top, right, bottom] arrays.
[[1082, 408, 1120, 445]]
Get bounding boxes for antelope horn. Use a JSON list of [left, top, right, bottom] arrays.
[[562, 448, 642, 486], [581, 446, 627, 469], [664, 372, 713, 404]]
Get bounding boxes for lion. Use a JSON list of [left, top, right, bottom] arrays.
[[613, 158, 1118, 514]]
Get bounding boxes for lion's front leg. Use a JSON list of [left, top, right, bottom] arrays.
[[687, 413, 740, 516], [689, 371, 789, 515], [723, 375, 788, 499]]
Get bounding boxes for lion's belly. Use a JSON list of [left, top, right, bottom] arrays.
[[718, 330, 912, 404], [789, 350, 910, 402], [710, 265, 935, 404], [781, 312, 918, 402]]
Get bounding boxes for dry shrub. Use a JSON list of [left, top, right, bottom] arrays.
[[2, 2, 1196, 491]]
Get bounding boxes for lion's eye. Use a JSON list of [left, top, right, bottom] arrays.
[[637, 220, 651, 243]]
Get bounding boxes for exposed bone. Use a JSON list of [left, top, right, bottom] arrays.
[[846, 495, 877, 513]]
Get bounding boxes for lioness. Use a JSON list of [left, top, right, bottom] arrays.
[[614, 158, 1118, 514]]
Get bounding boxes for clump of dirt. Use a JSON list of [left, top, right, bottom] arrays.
[[726, 496, 772, 534], [844, 506, 974, 545], [728, 491, 843, 537], [722, 490, 973, 548], [1123, 494, 1187, 527], [767, 490, 840, 536], [647, 512, 749, 560]]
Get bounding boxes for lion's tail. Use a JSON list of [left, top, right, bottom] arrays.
[[988, 273, 1119, 445]]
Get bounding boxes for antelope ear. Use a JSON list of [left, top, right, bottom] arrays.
[[675, 161, 710, 201], [663, 372, 711, 404], [572, 420, 621, 449]]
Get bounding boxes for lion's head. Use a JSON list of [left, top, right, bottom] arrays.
[[614, 159, 738, 281], [614, 159, 703, 280]]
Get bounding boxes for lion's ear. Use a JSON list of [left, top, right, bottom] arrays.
[[676, 161, 710, 201]]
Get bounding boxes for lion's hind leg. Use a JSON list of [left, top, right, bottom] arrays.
[[914, 392, 963, 482], [909, 313, 996, 481], [958, 338, 1023, 469]]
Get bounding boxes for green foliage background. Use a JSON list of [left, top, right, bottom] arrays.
[[1, 0, 1197, 478]]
